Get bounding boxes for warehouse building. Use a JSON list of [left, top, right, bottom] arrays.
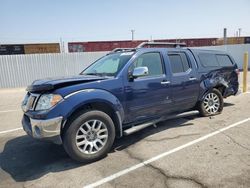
[[0, 43, 60, 55], [68, 37, 250, 52]]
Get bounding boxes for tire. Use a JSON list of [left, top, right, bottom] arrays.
[[198, 88, 224, 117], [63, 110, 116, 163]]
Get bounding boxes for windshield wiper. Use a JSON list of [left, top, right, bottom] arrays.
[[83, 73, 99, 76], [82, 73, 114, 77]]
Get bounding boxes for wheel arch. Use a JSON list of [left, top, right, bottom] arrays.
[[198, 76, 229, 101], [64, 101, 122, 137], [61, 89, 124, 139]]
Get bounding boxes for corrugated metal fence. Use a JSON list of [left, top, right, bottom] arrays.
[[0, 52, 107, 88], [0, 44, 250, 88]]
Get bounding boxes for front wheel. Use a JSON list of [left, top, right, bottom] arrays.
[[63, 110, 116, 162], [198, 88, 224, 117]]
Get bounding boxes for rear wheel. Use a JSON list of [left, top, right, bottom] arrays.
[[198, 88, 224, 117], [63, 110, 115, 162]]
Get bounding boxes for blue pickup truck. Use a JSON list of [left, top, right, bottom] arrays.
[[22, 42, 239, 162]]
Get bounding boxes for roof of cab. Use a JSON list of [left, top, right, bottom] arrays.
[[188, 48, 228, 55], [109, 41, 229, 56]]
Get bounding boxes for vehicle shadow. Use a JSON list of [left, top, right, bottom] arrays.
[[112, 117, 195, 152], [0, 135, 80, 182], [0, 116, 197, 182], [224, 102, 235, 107]]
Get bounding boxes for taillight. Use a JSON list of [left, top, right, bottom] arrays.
[[235, 69, 240, 76]]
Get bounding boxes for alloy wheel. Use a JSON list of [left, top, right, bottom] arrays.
[[75, 119, 108, 154], [203, 93, 220, 114]]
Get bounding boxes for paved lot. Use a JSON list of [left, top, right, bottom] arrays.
[[0, 74, 250, 188]]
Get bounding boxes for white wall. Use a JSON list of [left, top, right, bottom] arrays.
[[0, 52, 107, 88], [1, 44, 249, 88]]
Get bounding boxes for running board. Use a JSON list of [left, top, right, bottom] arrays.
[[123, 110, 199, 136], [123, 121, 158, 136]]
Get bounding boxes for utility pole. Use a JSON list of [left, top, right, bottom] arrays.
[[60, 37, 65, 53], [238, 28, 242, 37], [223, 28, 227, 45], [131, 29, 135, 41]]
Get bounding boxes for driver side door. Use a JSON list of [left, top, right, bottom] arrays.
[[124, 52, 172, 123]]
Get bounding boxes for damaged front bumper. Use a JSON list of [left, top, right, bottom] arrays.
[[22, 115, 63, 144]]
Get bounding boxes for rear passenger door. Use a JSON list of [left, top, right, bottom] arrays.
[[167, 50, 199, 111]]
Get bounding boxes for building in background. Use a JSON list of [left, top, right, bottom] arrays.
[[216, 37, 249, 45], [68, 40, 145, 52], [1, 37, 250, 55], [0, 44, 25, 55], [68, 38, 218, 52], [68, 37, 250, 52], [0, 43, 60, 55], [23, 43, 60, 54]]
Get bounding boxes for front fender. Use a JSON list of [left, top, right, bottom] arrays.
[[47, 89, 125, 123]]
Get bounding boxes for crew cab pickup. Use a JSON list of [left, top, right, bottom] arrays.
[[22, 42, 239, 162]]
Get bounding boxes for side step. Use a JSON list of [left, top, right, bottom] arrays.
[[123, 110, 199, 136], [123, 121, 158, 136]]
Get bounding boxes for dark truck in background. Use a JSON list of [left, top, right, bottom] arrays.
[[21, 42, 239, 162]]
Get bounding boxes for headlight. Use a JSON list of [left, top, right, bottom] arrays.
[[36, 94, 63, 111]]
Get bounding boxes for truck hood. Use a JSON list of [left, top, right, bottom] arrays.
[[27, 75, 108, 93]]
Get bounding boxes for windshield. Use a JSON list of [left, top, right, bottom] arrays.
[[81, 52, 134, 76]]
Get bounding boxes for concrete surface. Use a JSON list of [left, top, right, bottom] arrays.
[[0, 74, 249, 188]]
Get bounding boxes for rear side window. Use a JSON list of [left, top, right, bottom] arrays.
[[198, 53, 219, 67], [216, 55, 233, 66], [168, 52, 190, 73]]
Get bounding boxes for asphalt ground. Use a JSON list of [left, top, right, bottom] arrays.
[[0, 73, 250, 188]]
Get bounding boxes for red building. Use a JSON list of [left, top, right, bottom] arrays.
[[68, 38, 218, 52]]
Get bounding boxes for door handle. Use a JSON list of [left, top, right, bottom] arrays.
[[189, 77, 197, 81], [161, 81, 170, 85]]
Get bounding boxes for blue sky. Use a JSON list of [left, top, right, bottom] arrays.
[[1, 0, 250, 44]]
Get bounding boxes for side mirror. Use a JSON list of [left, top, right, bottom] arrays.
[[132, 67, 149, 78]]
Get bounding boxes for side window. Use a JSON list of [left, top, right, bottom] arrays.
[[168, 52, 190, 74], [216, 55, 233, 66], [181, 53, 190, 71], [132, 52, 163, 77], [198, 53, 219, 67]]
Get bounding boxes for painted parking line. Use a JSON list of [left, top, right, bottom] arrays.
[[0, 127, 23, 134], [84, 117, 250, 188], [0, 109, 21, 114]]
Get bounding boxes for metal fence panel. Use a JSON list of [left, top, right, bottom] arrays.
[[0, 52, 107, 88], [1, 44, 250, 88]]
